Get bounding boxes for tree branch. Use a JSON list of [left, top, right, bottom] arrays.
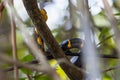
[[10, 0, 19, 79], [0, 1, 5, 21], [22, 0, 84, 79], [103, 65, 120, 73], [0, 1, 4, 12]]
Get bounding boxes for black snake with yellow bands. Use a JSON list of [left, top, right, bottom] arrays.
[[33, 9, 119, 68], [34, 9, 48, 51], [34, 9, 84, 67]]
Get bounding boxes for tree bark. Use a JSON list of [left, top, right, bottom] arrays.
[[22, 0, 84, 79]]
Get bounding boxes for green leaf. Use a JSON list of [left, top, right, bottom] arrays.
[[103, 73, 112, 80], [97, 35, 113, 46], [99, 28, 110, 40], [114, 13, 120, 16], [21, 54, 34, 62], [34, 74, 52, 80], [20, 54, 34, 75], [19, 78, 26, 80], [20, 67, 33, 75]]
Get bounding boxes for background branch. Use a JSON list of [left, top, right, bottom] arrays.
[[9, 0, 19, 79], [103, 65, 120, 73], [0, 1, 4, 12], [0, 52, 52, 73]]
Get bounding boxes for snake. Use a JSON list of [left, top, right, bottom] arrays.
[[34, 9, 84, 67]]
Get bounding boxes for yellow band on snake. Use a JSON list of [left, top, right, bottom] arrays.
[[35, 9, 48, 50], [67, 40, 71, 48], [37, 37, 43, 46], [40, 9, 48, 21]]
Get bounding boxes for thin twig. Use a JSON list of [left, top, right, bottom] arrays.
[[65, 0, 77, 39], [11, 15, 18, 80], [97, 35, 114, 46], [0, 52, 50, 72], [8, 0, 19, 80], [0, 1, 4, 12], [100, 54, 118, 59], [0, 1, 5, 20], [27, 74, 32, 80], [5, 60, 38, 72], [103, 65, 120, 73]]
